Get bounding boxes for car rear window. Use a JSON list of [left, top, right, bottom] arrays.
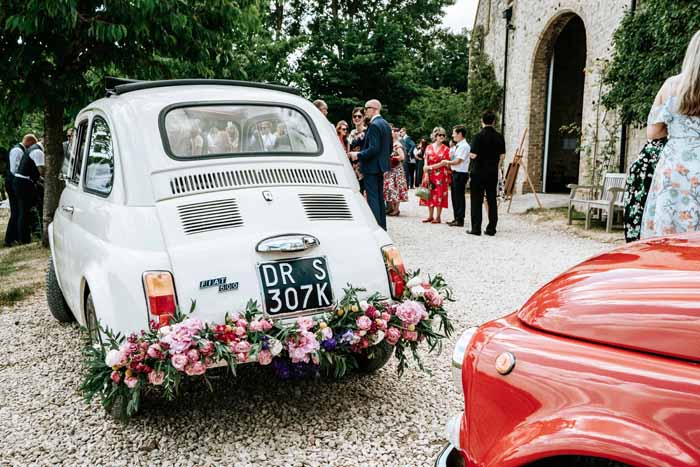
[[162, 104, 320, 158]]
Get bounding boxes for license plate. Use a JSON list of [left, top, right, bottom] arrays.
[[258, 257, 334, 316]]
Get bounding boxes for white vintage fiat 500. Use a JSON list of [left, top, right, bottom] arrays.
[[47, 79, 405, 354]]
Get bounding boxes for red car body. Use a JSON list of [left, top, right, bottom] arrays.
[[439, 234, 700, 467]]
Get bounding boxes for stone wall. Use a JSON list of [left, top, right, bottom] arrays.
[[473, 0, 638, 192]]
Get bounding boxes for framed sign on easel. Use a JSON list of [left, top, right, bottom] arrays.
[[503, 128, 542, 213]]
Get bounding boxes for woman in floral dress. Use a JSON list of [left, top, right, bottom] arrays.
[[419, 127, 451, 223], [642, 30, 700, 239], [384, 127, 409, 216]]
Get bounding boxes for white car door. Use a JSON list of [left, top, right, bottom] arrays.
[[53, 117, 90, 313]]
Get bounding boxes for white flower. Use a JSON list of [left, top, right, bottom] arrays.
[[105, 349, 125, 367], [410, 286, 426, 298], [359, 300, 370, 312], [158, 325, 171, 337], [269, 338, 283, 356], [369, 330, 385, 345], [406, 276, 424, 289]]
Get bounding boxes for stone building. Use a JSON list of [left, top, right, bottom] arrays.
[[472, 0, 645, 193]]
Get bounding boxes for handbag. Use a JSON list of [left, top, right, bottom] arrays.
[[415, 186, 431, 201]]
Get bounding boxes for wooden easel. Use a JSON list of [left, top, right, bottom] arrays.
[[503, 128, 542, 213]]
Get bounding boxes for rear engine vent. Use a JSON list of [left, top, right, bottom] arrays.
[[170, 168, 339, 195], [299, 194, 353, 221], [178, 198, 243, 235]]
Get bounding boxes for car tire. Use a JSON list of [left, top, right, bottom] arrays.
[[84, 291, 101, 345], [356, 341, 394, 373], [530, 456, 631, 467], [46, 257, 74, 323]]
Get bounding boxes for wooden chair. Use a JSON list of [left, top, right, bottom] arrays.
[[567, 173, 626, 232]]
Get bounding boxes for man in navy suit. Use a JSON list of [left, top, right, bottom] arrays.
[[348, 99, 392, 230]]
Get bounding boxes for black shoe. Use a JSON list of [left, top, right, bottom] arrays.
[[448, 221, 464, 227], [467, 230, 481, 236], [484, 230, 496, 236]]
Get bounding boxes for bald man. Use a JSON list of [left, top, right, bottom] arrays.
[[348, 100, 392, 230]]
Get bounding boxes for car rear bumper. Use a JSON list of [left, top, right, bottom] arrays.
[[435, 444, 466, 467]]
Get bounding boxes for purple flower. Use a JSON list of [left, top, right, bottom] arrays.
[[321, 338, 337, 351], [339, 329, 354, 345]]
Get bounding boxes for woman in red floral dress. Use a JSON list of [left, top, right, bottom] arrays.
[[419, 127, 451, 223]]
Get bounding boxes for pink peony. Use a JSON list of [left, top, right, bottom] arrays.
[[356, 315, 372, 331], [402, 330, 418, 341], [105, 349, 127, 368], [260, 319, 273, 331], [147, 343, 164, 359], [296, 316, 314, 331], [386, 327, 401, 345], [186, 348, 200, 363], [236, 352, 248, 363], [160, 319, 202, 353], [124, 375, 139, 389], [395, 300, 425, 325], [257, 349, 272, 366], [287, 331, 320, 363], [236, 319, 248, 329], [110, 370, 121, 384], [233, 340, 251, 354], [171, 353, 189, 372], [235, 326, 247, 337], [185, 361, 206, 376], [248, 320, 263, 332], [148, 370, 165, 386], [381, 312, 391, 321]]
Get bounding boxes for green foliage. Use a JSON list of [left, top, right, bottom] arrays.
[[603, 0, 700, 125], [402, 87, 469, 140], [464, 26, 503, 140]]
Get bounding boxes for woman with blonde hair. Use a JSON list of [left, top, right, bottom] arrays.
[[642, 30, 700, 238], [419, 126, 451, 223]]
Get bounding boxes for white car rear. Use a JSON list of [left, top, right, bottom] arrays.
[[47, 80, 404, 338]]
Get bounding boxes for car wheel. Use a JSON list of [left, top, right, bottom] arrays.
[[530, 456, 631, 467], [46, 257, 74, 322], [84, 291, 101, 345], [356, 340, 394, 373]]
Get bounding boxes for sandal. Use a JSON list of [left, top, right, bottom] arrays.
[[431, 219, 441, 224], [422, 218, 434, 223]]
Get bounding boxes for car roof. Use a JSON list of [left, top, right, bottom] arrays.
[[108, 79, 302, 97]]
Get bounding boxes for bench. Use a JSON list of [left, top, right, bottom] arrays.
[[567, 173, 626, 232]]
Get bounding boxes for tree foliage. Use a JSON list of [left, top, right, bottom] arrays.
[[464, 26, 503, 139], [603, 0, 700, 125], [402, 87, 468, 140]]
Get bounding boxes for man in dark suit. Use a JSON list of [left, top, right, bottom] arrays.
[[468, 110, 506, 236], [349, 99, 392, 230], [400, 128, 416, 189]]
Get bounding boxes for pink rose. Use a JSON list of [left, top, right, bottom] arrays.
[[356, 315, 372, 331], [321, 327, 333, 340], [402, 330, 418, 341], [249, 320, 263, 332], [424, 288, 443, 308], [147, 344, 164, 359], [395, 300, 425, 325], [199, 340, 214, 356], [185, 361, 206, 376], [110, 370, 121, 384], [376, 319, 388, 331], [171, 353, 189, 371], [236, 319, 248, 329], [124, 375, 139, 389], [235, 326, 247, 337], [260, 319, 273, 331], [386, 327, 401, 345], [297, 316, 314, 331], [186, 348, 200, 363], [257, 349, 272, 366], [381, 312, 391, 321], [148, 370, 165, 386], [236, 352, 248, 363], [234, 340, 251, 354]]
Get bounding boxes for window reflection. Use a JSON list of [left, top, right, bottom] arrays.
[[84, 117, 114, 195]]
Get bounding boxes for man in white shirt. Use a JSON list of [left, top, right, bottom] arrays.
[[444, 125, 470, 227], [4, 134, 39, 246], [13, 134, 44, 244]]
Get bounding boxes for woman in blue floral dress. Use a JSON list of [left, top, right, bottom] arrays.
[[642, 31, 700, 239]]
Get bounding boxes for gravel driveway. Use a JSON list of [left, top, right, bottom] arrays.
[[0, 196, 611, 467]]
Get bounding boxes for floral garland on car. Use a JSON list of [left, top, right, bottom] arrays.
[[81, 272, 453, 421]]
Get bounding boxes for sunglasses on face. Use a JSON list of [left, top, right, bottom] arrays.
[[352, 114, 362, 119], [364, 106, 377, 111], [339, 127, 348, 131], [436, 134, 446, 137]]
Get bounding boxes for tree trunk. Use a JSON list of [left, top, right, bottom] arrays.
[[42, 101, 65, 248]]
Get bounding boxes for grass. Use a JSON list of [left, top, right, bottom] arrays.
[[0, 209, 49, 307]]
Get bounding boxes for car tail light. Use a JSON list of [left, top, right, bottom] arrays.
[[381, 245, 406, 299], [143, 271, 177, 326]]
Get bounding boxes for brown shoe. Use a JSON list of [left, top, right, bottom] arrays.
[[422, 218, 434, 223]]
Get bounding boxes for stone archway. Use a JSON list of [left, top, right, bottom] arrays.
[[527, 12, 588, 193]]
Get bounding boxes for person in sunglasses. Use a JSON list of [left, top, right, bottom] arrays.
[[349, 107, 366, 194], [419, 127, 452, 224], [348, 100, 393, 230]]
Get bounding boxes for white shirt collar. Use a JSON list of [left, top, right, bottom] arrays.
[[371, 114, 380, 122], [456, 139, 468, 148]]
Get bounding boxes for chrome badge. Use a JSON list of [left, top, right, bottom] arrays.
[[199, 277, 239, 293], [262, 190, 273, 202]]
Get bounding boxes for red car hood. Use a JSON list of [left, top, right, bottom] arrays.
[[518, 233, 700, 362]]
